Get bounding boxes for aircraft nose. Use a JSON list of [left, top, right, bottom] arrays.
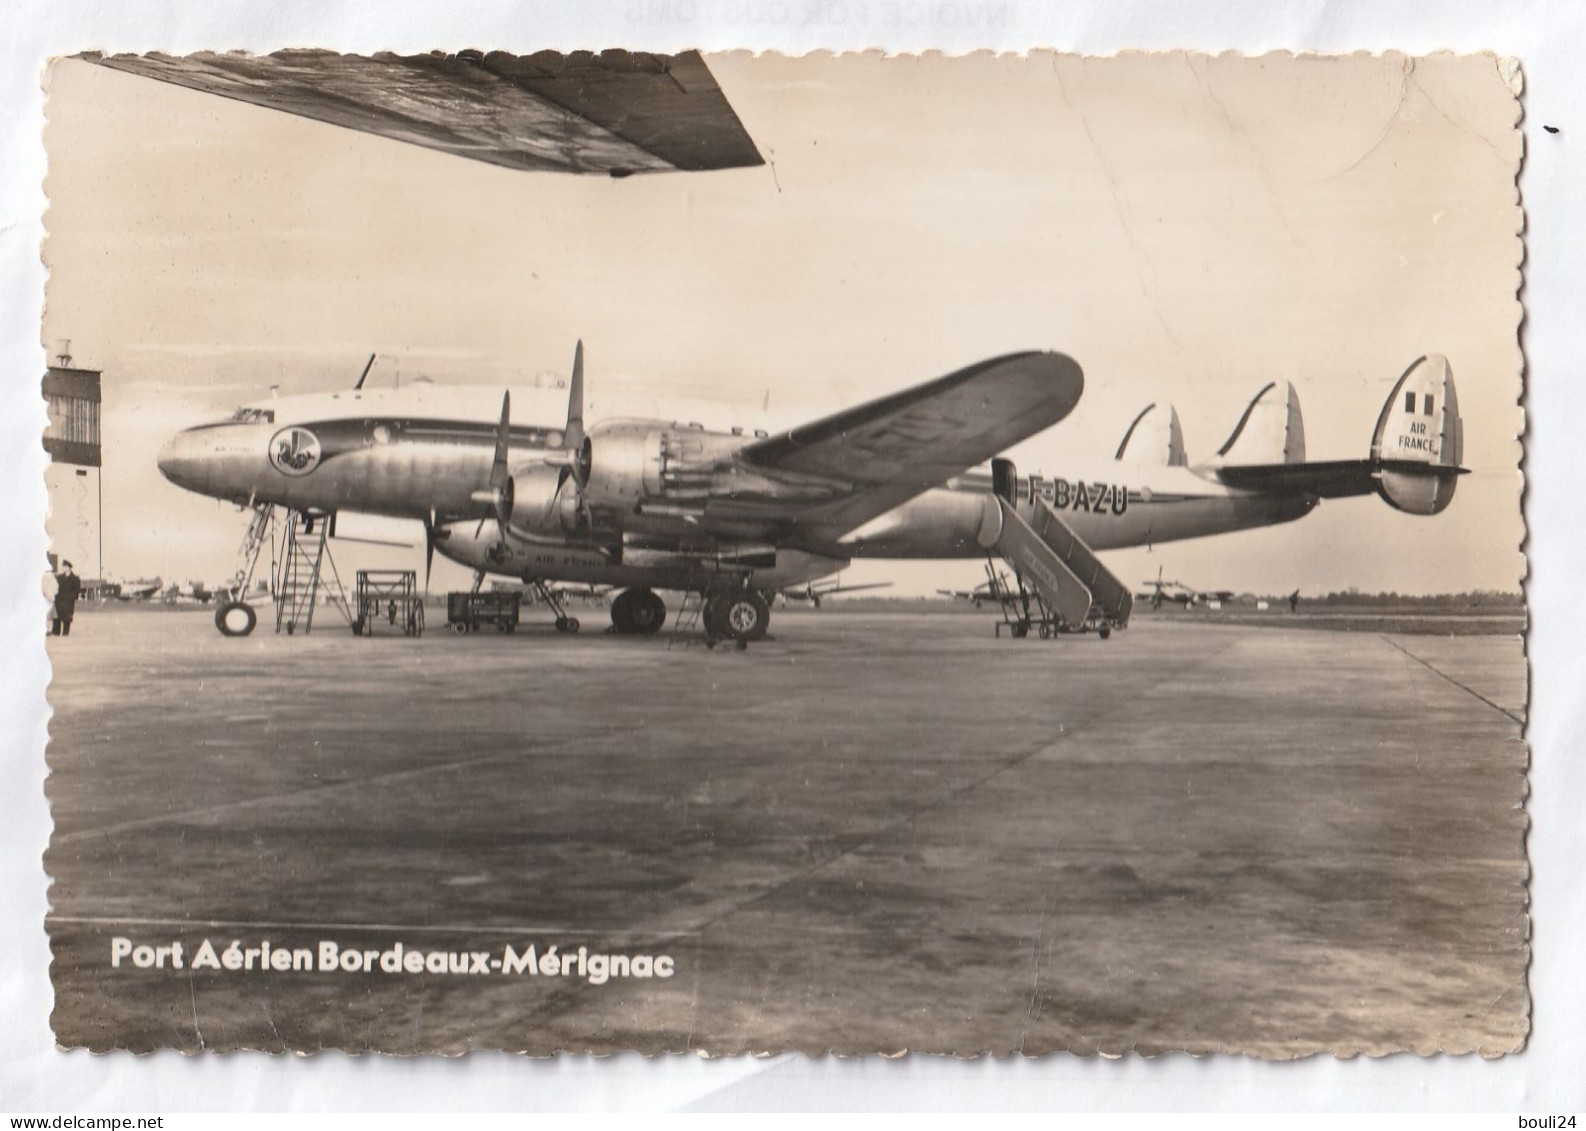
[[157, 430, 206, 492]]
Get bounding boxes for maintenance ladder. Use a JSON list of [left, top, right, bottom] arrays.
[[272, 512, 351, 635]]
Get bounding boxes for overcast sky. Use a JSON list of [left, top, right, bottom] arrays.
[[41, 51, 1523, 596]]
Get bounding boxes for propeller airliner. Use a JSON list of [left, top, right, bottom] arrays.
[[158, 346, 1465, 644]]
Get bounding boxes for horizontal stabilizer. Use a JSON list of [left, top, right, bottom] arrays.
[[1115, 403, 1187, 466], [1214, 458, 1460, 499]]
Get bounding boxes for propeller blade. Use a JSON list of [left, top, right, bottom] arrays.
[[490, 391, 512, 491], [566, 340, 585, 451], [424, 511, 436, 594], [481, 391, 514, 543]]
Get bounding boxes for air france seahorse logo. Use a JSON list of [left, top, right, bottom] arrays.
[[269, 427, 322, 476]]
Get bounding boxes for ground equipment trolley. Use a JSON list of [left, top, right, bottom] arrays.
[[353, 570, 424, 636], [447, 589, 522, 634]]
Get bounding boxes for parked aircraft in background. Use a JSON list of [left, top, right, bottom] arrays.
[[1137, 567, 1237, 610], [938, 573, 1021, 609], [113, 577, 164, 602], [159, 347, 1465, 644], [492, 581, 612, 607], [161, 579, 232, 604], [778, 577, 893, 608]]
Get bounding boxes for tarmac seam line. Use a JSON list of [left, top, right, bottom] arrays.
[[51, 724, 653, 847], [1380, 635, 1523, 725]]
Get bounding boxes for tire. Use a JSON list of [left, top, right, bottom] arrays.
[[451, 622, 469, 634], [708, 590, 770, 643], [1098, 626, 1112, 640], [215, 601, 257, 637], [564, 617, 580, 634], [1038, 623, 1051, 639], [613, 588, 665, 634], [612, 588, 668, 635]]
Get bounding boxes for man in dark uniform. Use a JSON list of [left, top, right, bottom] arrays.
[[52, 560, 82, 636]]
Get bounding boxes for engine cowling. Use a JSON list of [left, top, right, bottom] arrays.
[[583, 422, 665, 506], [507, 463, 583, 536]]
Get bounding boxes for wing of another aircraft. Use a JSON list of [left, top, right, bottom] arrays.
[[730, 351, 1084, 542], [84, 49, 765, 176]]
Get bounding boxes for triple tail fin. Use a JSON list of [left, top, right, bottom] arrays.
[[1209, 355, 1466, 515]]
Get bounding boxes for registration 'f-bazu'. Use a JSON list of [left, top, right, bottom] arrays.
[[158, 343, 1464, 643]]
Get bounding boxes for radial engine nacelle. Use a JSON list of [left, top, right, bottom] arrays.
[[505, 462, 586, 536]]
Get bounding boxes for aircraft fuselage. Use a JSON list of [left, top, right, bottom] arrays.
[[158, 384, 1316, 591]]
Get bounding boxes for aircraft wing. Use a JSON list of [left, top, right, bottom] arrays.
[[1213, 458, 1465, 498], [726, 351, 1084, 542], [85, 49, 764, 176]]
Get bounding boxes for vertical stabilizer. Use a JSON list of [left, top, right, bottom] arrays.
[[1370, 354, 1462, 515], [1212, 381, 1306, 466], [1115, 403, 1188, 466]]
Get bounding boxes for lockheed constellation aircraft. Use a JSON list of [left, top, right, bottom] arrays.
[[106, 49, 1466, 644], [158, 346, 1464, 644]]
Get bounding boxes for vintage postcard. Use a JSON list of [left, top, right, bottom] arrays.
[[40, 49, 1526, 1056]]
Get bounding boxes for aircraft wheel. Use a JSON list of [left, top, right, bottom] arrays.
[[631, 590, 666, 634], [1011, 621, 1029, 639], [708, 590, 770, 643], [1099, 626, 1112, 640], [611, 588, 666, 634], [215, 601, 257, 637], [451, 622, 469, 634], [556, 616, 581, 634], [1038, 623, 1051, 639]]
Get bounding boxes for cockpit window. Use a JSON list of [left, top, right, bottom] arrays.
[[230, 407, 276, 424]]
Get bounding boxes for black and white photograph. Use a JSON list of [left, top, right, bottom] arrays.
[[35, 45, 1528, 1061]]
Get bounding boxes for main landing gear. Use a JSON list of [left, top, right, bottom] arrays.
[[608, 585, 773, 647], [702, 589, 770, 648], [609, 587, 667, 635]]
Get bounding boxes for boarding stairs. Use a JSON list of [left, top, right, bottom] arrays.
[[976, 462, 1132, 635]]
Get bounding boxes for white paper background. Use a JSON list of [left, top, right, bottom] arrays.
[[3, 0, 1581, 1112]]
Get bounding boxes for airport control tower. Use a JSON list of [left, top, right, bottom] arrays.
[[42, 340, 106, 592]]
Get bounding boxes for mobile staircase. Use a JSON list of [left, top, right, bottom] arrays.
[[976, 459, 1132, 639]]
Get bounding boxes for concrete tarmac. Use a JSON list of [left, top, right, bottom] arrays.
[[43, 607, 1528, 1056]]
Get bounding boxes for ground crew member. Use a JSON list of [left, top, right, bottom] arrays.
[[52, 560, 83, 636]]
